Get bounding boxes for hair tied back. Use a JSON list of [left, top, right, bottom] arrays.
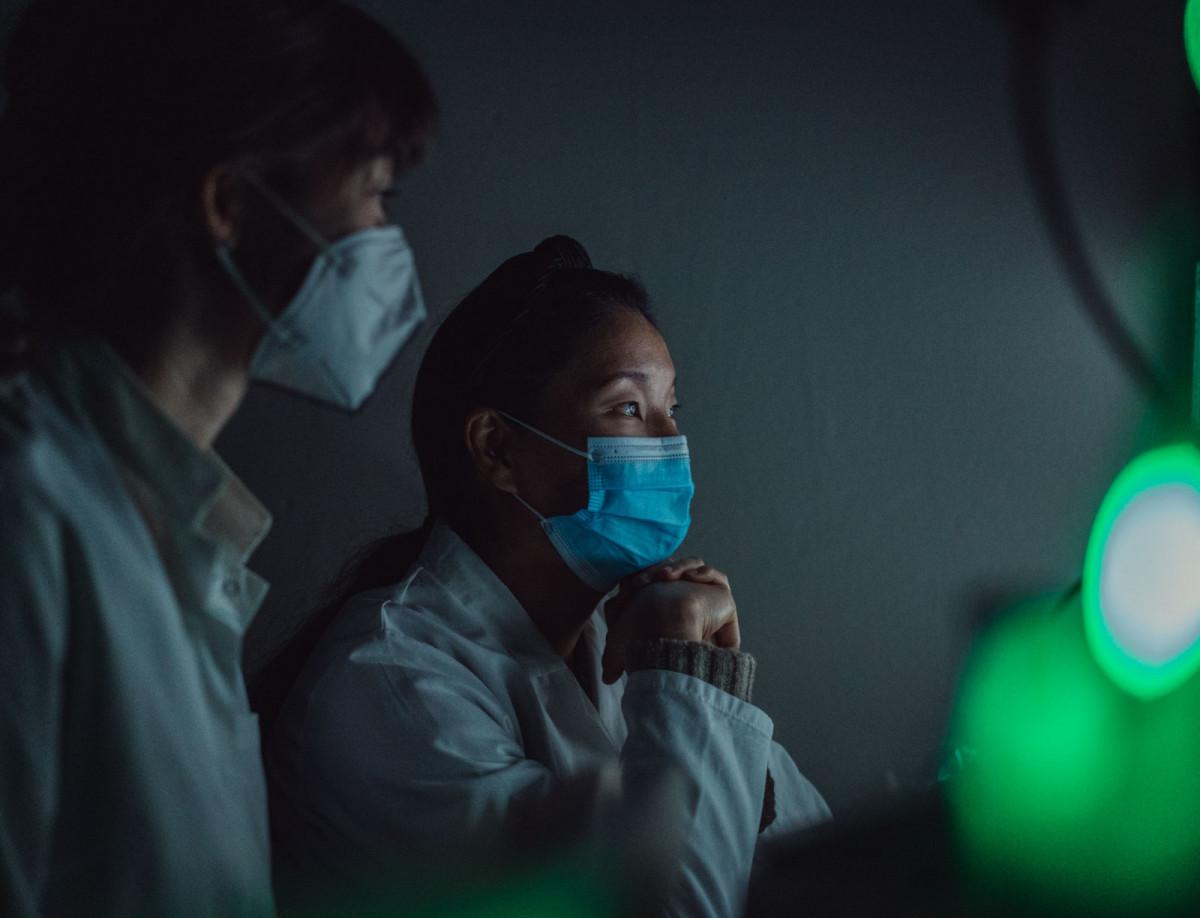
[[530, 235, 592, 296]]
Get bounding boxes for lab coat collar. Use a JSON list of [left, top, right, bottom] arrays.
[[40, 336, 272, 564], [416, 519, 626, 748], [372, 520, 624, 752], [417, 519, 570, 675]]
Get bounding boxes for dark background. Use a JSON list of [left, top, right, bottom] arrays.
[[226, 0, 1200, 813], [12, 0, 1200, 815]]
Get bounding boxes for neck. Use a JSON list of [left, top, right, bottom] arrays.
[[99, 245, 260, 452], [460, 515, 604, 660], [126, 308, 253, 452]]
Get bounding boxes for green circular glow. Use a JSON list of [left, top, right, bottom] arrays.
[[1187, 0, 1200, 96], [1082, 443, 1200, 699], [948, 596, 1200, 914]]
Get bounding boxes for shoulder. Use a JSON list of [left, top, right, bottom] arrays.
[[345, 566, 517, 671], [0, 375, 74, 549], [0, 375, 91, 667], [299, 570, 521, 727], [0, 367, 110, 522], [275, 585, 524, 792], [0, 366, 140, 618]]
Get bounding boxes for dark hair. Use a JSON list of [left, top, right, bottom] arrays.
[[251, 236, 654, 731], [0, 0, 436, 354]]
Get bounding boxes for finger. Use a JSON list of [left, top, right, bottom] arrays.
[[712, 612, 741, 651], [621, 558, 678, 593], [603, 592, 626, 625], [602, 591, 639, 680], [676, 565, 729, 589], [680, 581, 736, 643], [641, 556, 708, 585], [604, 593, 640, 663], [609, 568, 652, 613], [601, 637, 627, 684]]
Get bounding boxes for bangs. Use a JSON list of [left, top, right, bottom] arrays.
[[341, 4, 438, 172], [236, 1, 438, 183]]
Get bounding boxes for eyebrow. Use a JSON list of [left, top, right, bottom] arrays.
[[593, 370, 677, 389]]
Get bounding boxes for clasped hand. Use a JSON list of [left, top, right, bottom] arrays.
[[601, 557, 740, 684]]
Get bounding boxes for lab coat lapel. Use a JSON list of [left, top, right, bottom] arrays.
[[419, 521, 627, 760]]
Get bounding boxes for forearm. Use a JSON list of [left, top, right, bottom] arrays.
[[620, 669, 775, 918]]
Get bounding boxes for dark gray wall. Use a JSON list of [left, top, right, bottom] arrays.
[[216, 0, 1200, 812]]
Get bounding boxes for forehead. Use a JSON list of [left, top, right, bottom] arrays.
[[557, 309, 674, 394], [298, 149, 393, 198], [291, 103, 397, 194]]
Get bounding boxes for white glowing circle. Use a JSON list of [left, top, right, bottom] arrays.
[[1099, 483, 1200, 665]]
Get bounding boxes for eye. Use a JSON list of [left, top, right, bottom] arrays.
[[617, 402, 640, 418], [668, 404, 682, 419], [380, 186, 400, 200]]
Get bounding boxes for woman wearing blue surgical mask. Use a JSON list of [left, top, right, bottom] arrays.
[[266, 237, 830, 917], [0, 1, 434, 915]]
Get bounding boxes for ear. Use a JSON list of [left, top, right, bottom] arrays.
[[464, 407, 520, 495], [200, 162, 242, 245]]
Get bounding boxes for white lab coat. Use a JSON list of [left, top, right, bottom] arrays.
[[268, 520, 828, 916], [0, 338, 273, 917]]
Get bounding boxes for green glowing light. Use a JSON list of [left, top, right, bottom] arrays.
[[1082, 443, 1200, 699], [291, 853, 624, 918], [1187, 0, 1200, 96], [948, 596, 1200, 914]]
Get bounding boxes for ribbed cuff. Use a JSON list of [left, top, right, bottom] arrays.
[[624, 639, 756, 703]]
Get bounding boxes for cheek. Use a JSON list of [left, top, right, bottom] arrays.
[[518, 453, 591, 517], [318, 201, 386, 239], [233, 231, 317, 317], [305, 182, 387, 239], [357, 198, 388, 231]]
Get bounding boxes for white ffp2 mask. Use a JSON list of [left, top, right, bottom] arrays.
[[215, 175, 426, 410]]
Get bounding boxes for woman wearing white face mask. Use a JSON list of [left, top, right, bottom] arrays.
[[266, 237, 830, 916], [0, 1, 434, 915]]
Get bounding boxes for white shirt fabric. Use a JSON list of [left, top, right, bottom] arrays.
[[268, 519, 829, 916], [0, 338, 274, 917]]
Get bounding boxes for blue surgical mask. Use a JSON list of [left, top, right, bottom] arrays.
[[214, 173, 425, 410], [501, 412, 694, 592]]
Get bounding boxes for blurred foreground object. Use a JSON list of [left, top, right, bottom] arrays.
[[752, 440, 1200, 915], [949, 593, 1200, 916], [1082, 444, 1200, 698], [1186, 0, 1200, 97], [279, 852, 626, 918]]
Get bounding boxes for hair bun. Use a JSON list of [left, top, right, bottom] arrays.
[[530, 236, 591, 296], [533, 235, 592, 270]]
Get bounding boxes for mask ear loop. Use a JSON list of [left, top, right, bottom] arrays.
[[239, 172, 336, 256], [214, 240, 309, 348], [510, 491, 548, 522], [214, 171, 342, 350], [497, 411, 591, 459], [496, 411, 591, 522]]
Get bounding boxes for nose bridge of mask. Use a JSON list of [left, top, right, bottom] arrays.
[[586, 435, 690, 474], [584, 436, 690, 470]]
